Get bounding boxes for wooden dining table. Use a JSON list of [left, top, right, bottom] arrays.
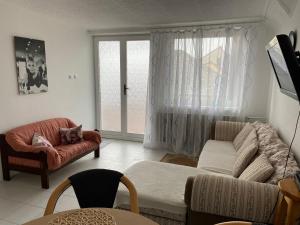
[[23, 208, 159, 225]]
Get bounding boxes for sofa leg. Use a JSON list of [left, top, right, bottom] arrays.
[[94, 148, 100, 158], [2, 166, 10, 181], [41, 172, 49, 189], [1, 150, 10, 181], [40, 152, 49, 189]]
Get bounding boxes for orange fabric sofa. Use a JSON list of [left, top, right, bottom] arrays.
[[0, 118, 101, 188]]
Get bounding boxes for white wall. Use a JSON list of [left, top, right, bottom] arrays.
[[244, 23, 273, 118], [266, 0, 300, 161], [0, 2, 95, 132]]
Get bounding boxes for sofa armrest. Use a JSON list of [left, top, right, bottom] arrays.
[[184, 176, 194, 206], [5, 133, 56, 154], [214, 121, 246, 141], [187, 174, 278, 224], [82, 130, 101, 144]]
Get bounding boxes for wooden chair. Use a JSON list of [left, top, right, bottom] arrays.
[[44, 169, 139, 215]]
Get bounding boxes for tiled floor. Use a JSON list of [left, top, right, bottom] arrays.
[[0, 139, 166, 225]]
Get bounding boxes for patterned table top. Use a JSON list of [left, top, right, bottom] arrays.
[[23, 208, 158, 225]]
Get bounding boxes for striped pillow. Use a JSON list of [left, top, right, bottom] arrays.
[[233, 123, 254, 151], [239, 154, 274, 182], [233, 129, 258, 177]]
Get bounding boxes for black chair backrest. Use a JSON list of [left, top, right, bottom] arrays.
[[69, 169, 123, 208]]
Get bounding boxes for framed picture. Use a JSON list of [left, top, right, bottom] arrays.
[[14, 36, 48, 95]]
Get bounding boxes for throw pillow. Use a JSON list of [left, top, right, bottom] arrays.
[[60, 125, 83, 144], [252, 121, 278, 155], [32, 133, 53, 147], [252, 122, 300, 184], [237, 128, 258, 155], [239, 154, 274, 182], [233, 130, 258, 177], [233, 123, 254, 151], [265, 139, 300, 184]]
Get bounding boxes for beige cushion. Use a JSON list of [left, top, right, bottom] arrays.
[[233, 123, 254, 151], [214, 121, 246, 141], [239, 154, 274, 182], [233, 130, 258, 177], [197, 140, 237, 175], [237, 129, 257, 155], [116, 161, 205, 216]]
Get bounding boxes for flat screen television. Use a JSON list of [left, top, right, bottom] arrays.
[[266, 34, 300, 101]]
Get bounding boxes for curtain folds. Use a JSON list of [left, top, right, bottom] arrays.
[[144, 25, 254, 156]]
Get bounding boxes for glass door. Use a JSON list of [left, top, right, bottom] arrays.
[[126, 40, 150, 134], [98, 41, 121, 132], [94, 35, 150, 141]]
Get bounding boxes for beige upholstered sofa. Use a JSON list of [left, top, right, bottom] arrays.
[[116, 121, 299, 225]]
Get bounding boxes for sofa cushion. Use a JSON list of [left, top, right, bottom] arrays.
[[8, 140, 98, 170], [197, 140, 237, 175], [239, 154, 274, 182], [236, 129, 258, 155], [32, 133, 53, 147], [55, 141, 98, 167], [252, 122, 300, 184], [265, 139, 299, 184], [233, 130, 258, 177], [8, 156, 41, 168], [233, 123, 254, 151], [59, 125, 83, 144], [115, 161, 219, 217]]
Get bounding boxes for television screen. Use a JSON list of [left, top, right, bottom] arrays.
[[267, 41, 297, 93], [266, 35, 300, 101]]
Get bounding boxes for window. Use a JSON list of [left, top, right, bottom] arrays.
[[173, 37, 236, 110]]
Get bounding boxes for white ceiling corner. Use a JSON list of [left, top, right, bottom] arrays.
[[277, 0, 298, 16]]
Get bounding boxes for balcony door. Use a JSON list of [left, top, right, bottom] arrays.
[[94, 35, 150, 141]]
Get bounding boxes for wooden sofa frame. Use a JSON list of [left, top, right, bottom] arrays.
[[0, 134, 99, 189]]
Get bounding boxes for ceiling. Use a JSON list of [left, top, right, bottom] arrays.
[[1, 0, 270, 30]]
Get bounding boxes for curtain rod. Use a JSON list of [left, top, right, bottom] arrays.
[[88, 17, 264, 36]]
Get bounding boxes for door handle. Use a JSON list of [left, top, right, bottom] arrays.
[[124, 84, 129, 95]]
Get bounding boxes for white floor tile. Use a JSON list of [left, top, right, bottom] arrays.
[[0, 139, 167, 224], [0, 198, 23, 219], [3, 204, 44, 225], [0, 220, 17, 225], [25, 190, 52, 208]]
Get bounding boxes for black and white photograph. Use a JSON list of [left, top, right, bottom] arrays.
[[14, 36, 48, 95]]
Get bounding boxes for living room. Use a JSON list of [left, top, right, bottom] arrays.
[[0, 0, 300, 225]]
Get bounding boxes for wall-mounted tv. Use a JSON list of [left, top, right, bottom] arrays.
[[266, 34, 300, 101]]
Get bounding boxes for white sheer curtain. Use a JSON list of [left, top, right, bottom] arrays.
[[143, 25, 253, 156]]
